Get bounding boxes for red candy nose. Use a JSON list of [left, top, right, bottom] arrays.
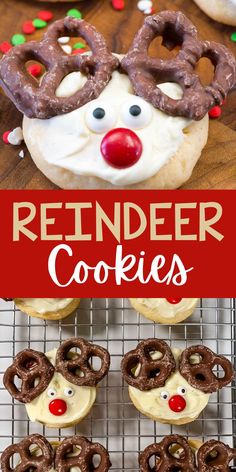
[[100, 128, 142, 169], [168, 395, 186, 413], [166, 298, 182, 304], [49, 399, 67, 416]]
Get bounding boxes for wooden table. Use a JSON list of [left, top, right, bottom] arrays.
[[0, 0, 236, 189]]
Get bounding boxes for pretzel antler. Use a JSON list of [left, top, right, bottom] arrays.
[[121, 339, 176, 391], [1, 434, 53, 472], [55, 338, 110, 387], [0, 17, 118, 119], [3, 349, 55, 403], [121, 11, 236, 120], [55, 436, 111, 472], [197, 440, 236, 471], [139, 435, 196, 472], [179, 345, 234, 394]]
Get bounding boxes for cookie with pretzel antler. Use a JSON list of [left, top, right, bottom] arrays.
[[3, 338, 110, 428], [0, 13, 235, 189], [129, 298, 199, 324], [193, 0, 236, 27], [2, 298, 80, 320], [121, 339, 234, 425], [139, 434, 236, 471], [1, 434, 111, 472]]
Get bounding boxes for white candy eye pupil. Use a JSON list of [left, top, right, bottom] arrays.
[[93, 107, 106, 120], [129, 105, 142, 117]]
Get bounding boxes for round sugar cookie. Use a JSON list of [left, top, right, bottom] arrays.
[[129, 298, 199, 324]]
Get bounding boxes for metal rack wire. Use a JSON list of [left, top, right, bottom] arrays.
[[0, 298, 235, 471]]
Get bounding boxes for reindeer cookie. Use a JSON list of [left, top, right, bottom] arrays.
[[139, 434, 236, 471], [2, 298, 80, 320], [0, 13, 235, 189], [3, 337, 110, 428], [193, 0, 236, 26], [121, 339, 234, 425], [1, 434, 111, 472], [129, 298, 199, 324]]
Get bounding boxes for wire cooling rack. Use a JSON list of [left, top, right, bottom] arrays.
[[0, 298, 235, 470]]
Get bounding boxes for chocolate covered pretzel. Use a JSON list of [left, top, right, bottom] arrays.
[[0, 17, 118, 119], [55, 436, 111, 472], [3, 337, 110, 403], [121, 339, 176, 391], [56, 337, 110, 387], [139, 435, 196, 472], [3, 349, 55, 403], [179, 345, 234, 393], [121, 11, 236, 120], [197, 439, 236, 471], [1, 434, 54, 472], [1, 434, 111, 472]]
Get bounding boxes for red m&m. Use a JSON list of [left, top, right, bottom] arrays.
[[166, 298, 182, 304], [168, 395, 186, 412], [49, 399, 67, 416], [101, 128, 142, 169]]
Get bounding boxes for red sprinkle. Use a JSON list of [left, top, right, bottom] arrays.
[[27, 63, 42, 77], [72, 48, 84, 55], [22, 21, 35, 35], [38, 10, 53, 22], [0, 41, 12, 54], [2, 130, 11, 144], [208, 105, 222, 119], [112, 0, 125, 10]]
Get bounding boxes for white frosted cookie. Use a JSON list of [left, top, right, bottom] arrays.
[[121, 339, 234, 425], [2, 14, 235, 190], [13, 298, 80, 320], [193, 0, 236, 26], [3, 338, 110, 429], [26, 348, 97, 428], [129, 298, 199, 324], [23, 71, 209, 190]]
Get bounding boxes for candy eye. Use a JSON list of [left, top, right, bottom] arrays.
[[47, 388, 56, 398], [160, 391, 169, 400], [177, 386, 186, 396], [64, 387, 74, 397], [85, 102, 116, 134], [121, 98, 152, 129]]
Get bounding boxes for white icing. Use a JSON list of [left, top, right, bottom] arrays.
[[23, 63, 191, 186], [229, 0, 236, 6], [26, 348, 96, 426], [136, 298, 198, 318], [129, 348, 210, 421], [15, 298, 74, 314]]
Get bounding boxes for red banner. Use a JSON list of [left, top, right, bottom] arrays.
[[0, 190, 235, 297]]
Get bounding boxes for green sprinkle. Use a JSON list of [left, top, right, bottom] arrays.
[[67, 9, 82, 19], [11, 34, 26, 46], [33, 18, 47, 29], [231, 32, 236, 42], [73, 41, 86, 50]]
